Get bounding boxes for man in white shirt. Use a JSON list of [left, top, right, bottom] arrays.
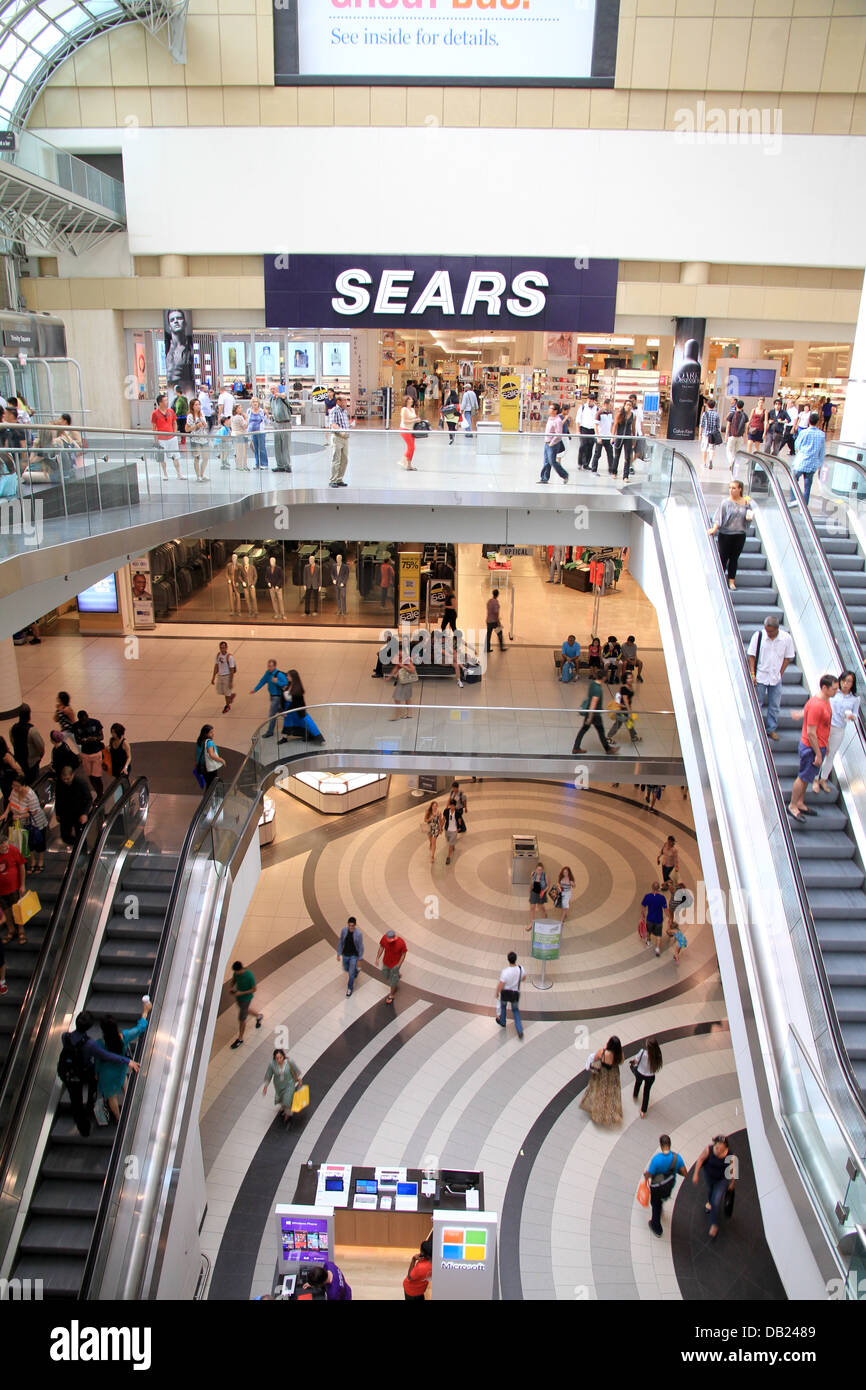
[[198, 387, 214, 429], [211, 640, 237, 713], [797, 404, 811, 432], [217, 382, 234, 424], [495, 950, 524, 1037], [577, 399, 598, 470], [460, 383, 479, 436], [747, 615, 795, 739], [591, 399, 615, 473]]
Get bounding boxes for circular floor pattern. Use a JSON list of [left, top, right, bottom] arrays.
[[309, 783, 716, 1013]]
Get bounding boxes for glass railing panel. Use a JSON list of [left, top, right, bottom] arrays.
[[6, 129, 125, 218]]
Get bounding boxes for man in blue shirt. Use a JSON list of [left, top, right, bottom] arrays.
[[250, 659, 289, 736], [641, 881, 668, 957], [644, 1134, 687, 1237], [59, 1010, 140, 1136], [560, 635, 580, 682], [792, 411, 825, 508]]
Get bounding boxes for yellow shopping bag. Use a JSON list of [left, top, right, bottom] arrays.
[[290, 1084, 310, 1115], [12, 890, 41, 926]]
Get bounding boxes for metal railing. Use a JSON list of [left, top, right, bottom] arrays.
[[1, 127, 126, 219]]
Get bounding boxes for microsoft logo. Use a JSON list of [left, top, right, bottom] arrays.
[[442, 1228, 487, 1262]]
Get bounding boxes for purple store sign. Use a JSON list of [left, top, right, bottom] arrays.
[[264, 255, 618, 333]]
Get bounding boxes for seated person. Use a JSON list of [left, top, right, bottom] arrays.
[[372, 629, 395, 678], [617, 635, 644, 683], [601, 635, 621, 682], [586, 635, 602, 676], [560, 635, 580, 683]]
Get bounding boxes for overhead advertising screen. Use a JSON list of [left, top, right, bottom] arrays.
[[274, 0, 619, 87], [77, 574, 118, 614]]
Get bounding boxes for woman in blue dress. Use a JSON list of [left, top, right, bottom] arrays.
[[278, 670, 325, 745], [95, 999, 151, 1121]]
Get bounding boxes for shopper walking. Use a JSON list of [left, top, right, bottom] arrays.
[[580, 1036, 623, 1125], [107, 723, 132, 779], [612, 401, 635, 481], [0, 826, 26, 941], [151, 393, 184, 480], [229, 959, 263, 1048], [526, 860, 548, 930], [328, 393, 352, 487], [448, 780, 467, 832], [4, 773, 47, 873], [692, 1135, 736, 1239], [485, 589, 506, 652], [817, 670, 859, 791], [442, 387, 460, 443], [442, 799, 460, 866], [403, 1239, 433, 1301], [656, 836, 679, 885], [591, 398, 615, 473], [72, 709, 105, 797], [460, 382, 479, 436], [185, 398, 210, 482], [440, 586, 457, 633], [644, 1133, 687, 1237], [725, 398, 748, 471], [337, 916, 364, 996], [788, 674, 838, 821], [195, 724, 225, 790], [54, 690, 77, 747], [95, 1001, 150, 1122], [792, 411, 825, 508], [699, 397, 722, 469], [747, 615, 795, 740], [246, 397, 269, 470], [631, 1037, 663, 1118], [423, 800, 442, 864], [278, 670, 325, 744], [264, 556, 286, 618], [262, 1048, 302, 1124], [765, 397, 787, 456], [217, 381, 234, 424], [212, 641, 237, 712], [577, 397, 598, 470], [746, 398, 766, 454], [399, 395, 418, 471], [9, 703, 43, 785], [708, 479, 752, 589], [607, 673, 638, 745], [556, 865, 575, 923], [269, 385, 293, 473], [495, 950, 525, 1038], [641, 881, 668, 957], [250, 659, 289, 737], [55, 763, 93, 849], [376, 929, 407, 1005], [389, 654, 418, 720], [779, 401, 798, 457], [230, 403, 249, 471], [538, 402, 567, 484], [572, 672, 615, 755]]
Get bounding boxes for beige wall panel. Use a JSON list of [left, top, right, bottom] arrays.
[[627, 91, 667, 126], [831, 289, 863, 320], [187, 88, 224, 124], [631, 18, 674, 89], [114, 87, 153, 127], [134, 257, 160, 276], [552, 88, 591, 128], [44, 88, 83, 125], [256, 18, 274, 86], [813, 93, 854, 130], [693, 285, 733, 316], [74, 33, 113, 86], [515, 89, 555, 127], [479, 90, 518, 127], [746, 18, 790, 89], [371, 88, 408, 127], [622, 262, 665, 282], [831, 269, 864, 290], [219, 0, 255, 13], [727, 287, 767, 317], [407, 88, 444, 127], [852, 93, 866, 131], [64, 310, 128, 430], [589, 90, 630, 127], [298, 88, 335, 124], [755, 0, 794, 12], [764, 285, 826, 317], [675, 0, 715, 17], [99, 279, 141, 310], [776, 92, 818, 129], [821, 16, 866, 90], [150, 88, 189, 125], [108, 25, 148, 85], [616, 283, 663, 315], [669, 18, 713, 90], [706, 19, 752, 91], [616, 0, 636, 87], [69, 280, 107, 310], [223, 87, 261, 124], [259, 88, 298, 125], [220, 19, 260, 85], [26, 97, 47, 127], [443, 88, 481, 126], [185, 16, 223, 85], [658, 284, 697, 314], [636, 0, 675, 15], [782, 17, 831, 89], [795, 267, 834, 288], [144, 32, 184, 86], [664, 89, 702, 127], [77, 89, 117, 126], [334, 88, 371, 126]]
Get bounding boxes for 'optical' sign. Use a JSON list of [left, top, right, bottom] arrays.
[[264, 255, 618, 332]]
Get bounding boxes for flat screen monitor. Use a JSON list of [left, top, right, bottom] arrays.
[[396, 1181, 418, 1197], [77, 574, 118, 614], [442, 1170, 479, 1192], [356, 1178, 378, 1195], [324, 1177, 344, 1192], [727, 367, 776, 399]]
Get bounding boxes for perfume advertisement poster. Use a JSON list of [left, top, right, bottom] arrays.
[[666, 317, 705, 441]]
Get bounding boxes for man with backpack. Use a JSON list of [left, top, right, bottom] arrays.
[[269, 385, 293, 473], [725, 398, 748, 471], [58, 1010, 141, 1137], [250, 659, 289, 737]]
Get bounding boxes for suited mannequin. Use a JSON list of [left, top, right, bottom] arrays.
[[548, 545, 565, 584], [303, 556, 320, 615], [331, 552, 349, 615], [237, 555, 258, 615], [265, 554, 285, 618], [226, 556, 241, 615]]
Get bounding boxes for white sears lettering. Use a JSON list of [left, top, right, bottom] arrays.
[[331, 268, 371, 315], [460, 270, 507, 317], [409, 269, 455, 317], [373, 269, 415, 315], [506, 270, 548, 317], [49, 1322, 152, 1372]]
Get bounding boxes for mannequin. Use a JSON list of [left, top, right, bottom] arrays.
[[303, 555, 320, 615], [237, 555, 258, 615], [265, 554, 285, 619], [548, 545, 565, 584], [226, 556, 240, 615], [331, 552, 349, 616]]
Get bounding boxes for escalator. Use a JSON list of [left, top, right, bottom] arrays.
[[0, 770, 56, 1073]]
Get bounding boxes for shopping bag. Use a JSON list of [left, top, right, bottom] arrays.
[[290, 1084, 310, 1115], [638, 918, 647, 941], [724, 1187, 735, 1219], [8, 819, 28, 858], [12, 890, 41, 926], [636, 1178, 650, 1208]]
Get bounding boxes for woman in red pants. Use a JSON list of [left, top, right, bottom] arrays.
[[399, 395, 417, 471]]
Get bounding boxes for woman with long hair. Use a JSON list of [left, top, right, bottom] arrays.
[[423, 800, 442, 865], [613, 401, 635, 481], [580, 1035, 623, 1126], [186, 397, 210, 482], [95, 999, 151, 1121], [708, 479, 752, 590], [262, 1047, 302, 1126], [631, 1037, 663, 1118], [230, 403, 249, 471], [526, 860, 548, 931], [4, 772, 48, 872], [195, 724, 224, 789], [399, 395, 418, 471], [816, 669, 859, 792], [108, 723, 132, 779], [699, 396, 721, 469], [556, 865, 576, 923], [278, 670, 325, 744], [746, 397, 766, 454], [389, 654, 417, 720], [442, 385, 460, 444], [246, 396, 269, 470]]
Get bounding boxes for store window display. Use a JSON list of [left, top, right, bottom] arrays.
[[331, 553, 350, 616], [303, 556, 321, 616], [265, 556, 285, 619], [237, 555, 258, 616]]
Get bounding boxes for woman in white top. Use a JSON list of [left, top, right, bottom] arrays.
[[230, 404, 249, 471], [423, 800, 442, 864], [399, 396, 418, 471], [816, 670, 859, 792], [5, 773, 49, 871], [557, 866, 575, 923], [631, 1037, 663, 1119], [185, 398, 210, 482]]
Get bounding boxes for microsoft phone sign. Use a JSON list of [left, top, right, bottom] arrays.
[[264, 256, 618, 332]]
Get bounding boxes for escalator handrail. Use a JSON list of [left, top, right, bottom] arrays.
[[0, 774, 130, 1132], [678, 451, 866, 1121], [0, 777, 149, 1211], [79, 775, 225, 1299]]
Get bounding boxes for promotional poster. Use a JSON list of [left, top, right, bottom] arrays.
[[667, 317, 706, 441], [163, 309, 194, 394]]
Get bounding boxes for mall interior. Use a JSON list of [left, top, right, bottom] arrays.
[[0, 0, 865, 1314]]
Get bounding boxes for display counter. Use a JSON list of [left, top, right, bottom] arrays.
[[292, 1164, 485, 1251], [280, 770, 390, 815]]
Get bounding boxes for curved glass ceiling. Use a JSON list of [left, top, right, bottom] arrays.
[[0, 0, 186, 129]]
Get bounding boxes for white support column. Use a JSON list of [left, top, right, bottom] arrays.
[[0, 636, 21, 712], [841, 276, 866, 446]]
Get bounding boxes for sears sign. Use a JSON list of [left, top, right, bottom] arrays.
[[264, 255, 618, 332]]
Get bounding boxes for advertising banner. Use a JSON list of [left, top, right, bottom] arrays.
[[498, 374, 521, 432], [530, 917, 562, 961], [129, 555, 155, 629], [666, 317, 705, 441], [398, 552, 422, 626], [275, 1, 619, 87], [274, 1205, 334, 1272], [264, 254, 618, 334], [432, 1210, 498, 1302], [163, 309, 194, 394]]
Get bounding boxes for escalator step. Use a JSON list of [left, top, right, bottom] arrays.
[[31, 1179, 102, 1217], [11, 1253, 86, 1298], [99, 941, 158, 966], [19, 1215, 92, 1255], [841, 1022, 866, 1059], [120, 872, 176, 895], [43, 1146, 111, 1179], [91, 966, 154, 991], [105, 921, 163, 943], [824, 955, 866, 987], [808, 889, 866, 919], [111, 890, 171, 916], [85, 992, 147, 1020], [834, 988, 866, 1022], [789, 831, 857, 859], [798, 860, 864, 889], [49, 1115, 115, 1146]]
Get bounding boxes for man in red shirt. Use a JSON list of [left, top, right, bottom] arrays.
[[0, 829, 26, 943], [788, 674, 838, 822], [376, 928, 407, 1006], [151, 392, 184, 481]]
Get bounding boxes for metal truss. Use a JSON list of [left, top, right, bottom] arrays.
[[0, 166, 125, 255]]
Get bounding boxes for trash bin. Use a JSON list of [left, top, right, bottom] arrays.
[[511, 833, 538, 885], [477, 421, 502, 456]]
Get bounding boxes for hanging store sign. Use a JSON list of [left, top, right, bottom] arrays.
[[0, 132, 16, 153], [265, 255, 618, 332]]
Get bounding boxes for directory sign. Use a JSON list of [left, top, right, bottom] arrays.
[[77, 573, 118, 614], [530, 917, 561, 961], [274, 1205, 334, 1270], [275, 1, 619, 87]]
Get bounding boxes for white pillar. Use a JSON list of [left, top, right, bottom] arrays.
[[0, 636, 21, 713], [680, 262, 710, 285], [841, 277, 866, 446]]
